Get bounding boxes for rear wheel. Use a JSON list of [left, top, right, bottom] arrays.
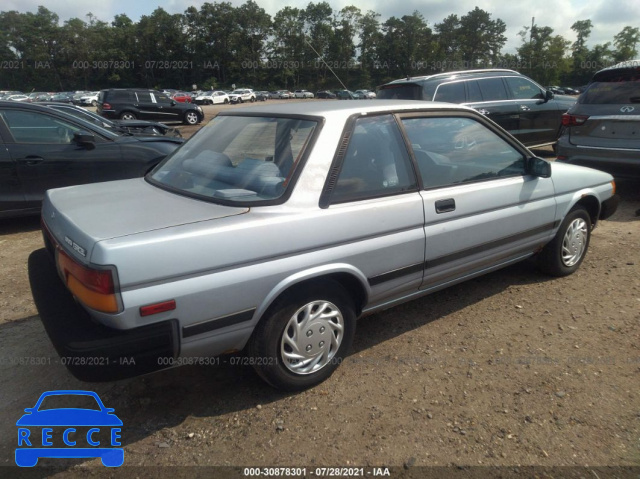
[[537, 206, 591, 276], [249, 280, 356, 391], [119, 112, 136, 120]]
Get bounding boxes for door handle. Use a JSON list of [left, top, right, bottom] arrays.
[[520, 105, 531, 111], [435, 198, 456, 213], [20, 156, 45, 166], [477, 108, 490, 115]]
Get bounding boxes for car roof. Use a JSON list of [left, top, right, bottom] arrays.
[[220, 99, 473, 121]]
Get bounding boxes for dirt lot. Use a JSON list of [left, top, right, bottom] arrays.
[[0, 100, 639, 476]]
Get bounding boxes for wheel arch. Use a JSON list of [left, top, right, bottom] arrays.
[[252, 265, 370, 331], [570, 193, 601, 229]]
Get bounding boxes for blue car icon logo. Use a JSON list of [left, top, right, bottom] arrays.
[[16, 390, 123, 467]]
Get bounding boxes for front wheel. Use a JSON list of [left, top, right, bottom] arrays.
[[248, 280, 356, 391], [537, 206, 591, 276], [183, 111, 199, 125], [224, 98, 229, 104]]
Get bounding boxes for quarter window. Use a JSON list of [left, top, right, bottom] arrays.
[[331, 115, 417, 204], [434, 82, 466, 103], [401, 116, 525, 189]]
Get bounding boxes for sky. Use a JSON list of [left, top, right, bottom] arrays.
[[3, 0, 639, 54]]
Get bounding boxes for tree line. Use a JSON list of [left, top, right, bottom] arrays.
[[0, 3, 638, 92]]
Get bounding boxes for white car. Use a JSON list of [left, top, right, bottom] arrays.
[[294, 90, 314, 99], [355, 89, 376, 99], [228, 89, 256, 103], [79, 91, 100, 106], [195, 91, 230, 105]]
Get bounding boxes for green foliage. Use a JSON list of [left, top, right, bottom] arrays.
[[0, 4, 635, 92]]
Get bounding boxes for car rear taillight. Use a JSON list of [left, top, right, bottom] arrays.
[[562, 113, 589, 126], [102, 102, 111, 110], [56, 249, 119, 313]]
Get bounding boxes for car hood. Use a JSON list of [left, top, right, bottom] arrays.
[[43, 178, 248, 263]]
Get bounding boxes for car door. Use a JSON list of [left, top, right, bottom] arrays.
[[465, 78, 520, 138], [321, 114, 426, 305], [397, 112, 557, 291], [150, 92, 182, 122], [0, 108, 123, 207], [0, 131, 27, 215], [504, 76, 561, 146]]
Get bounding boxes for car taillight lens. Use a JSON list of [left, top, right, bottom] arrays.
[[102, 102, 111, 110], [562, 113, 589, 126], [57, 249, 119, 313]]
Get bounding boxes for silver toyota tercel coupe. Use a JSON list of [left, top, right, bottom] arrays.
[[29, 100, 619, 390]]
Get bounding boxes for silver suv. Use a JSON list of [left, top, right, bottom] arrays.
[[557, 60, 640, 178]]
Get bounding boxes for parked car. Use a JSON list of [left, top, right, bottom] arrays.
[[28, 100, 618, 390], [334, 90, 356, 100], [315, 90, 336, 99], [6, 94, 30, 102], [49, 92, 75, 103], [41, 102, 182, 138], [97, 89, 204, 125], [71, 92, 90, 105], [560, 86, 580, 95], [255, 91, 269, 101], [194, 91, 230, 105], [0, 101, 183, 218], [228, 89, 256, 103], [79, 91, 100, 107], [355, 89, 376, 99], [378, 69, 577, 149], [276, 90, 291, 99], [171, 92, 192, 103], [294, 90, 314, 99], [557, 60, 640, 178], [546, 86, 566, 94]]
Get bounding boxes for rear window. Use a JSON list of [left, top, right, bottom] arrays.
[[434, 82, 466, 103], [377, 84, 424, 100], [580, 69, 640, 104], [149, 115, 318, 204]]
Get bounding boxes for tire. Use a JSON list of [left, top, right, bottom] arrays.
[[537, 206, 591, 277], [119, 112, 136, 120], [91, 100, 97, 107], [250, 97, 255, 102], [183, 111, 199, 125], [248, 280, 356, 391], [224, 98, 229, 104]]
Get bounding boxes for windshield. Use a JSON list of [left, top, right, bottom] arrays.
[[581, 69, 640, 104], [149, 115, 318, 203]]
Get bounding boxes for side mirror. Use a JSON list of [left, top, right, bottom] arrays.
[[74, 131, 96, 150], [171, 100, 176, 106], [528, 157, 551, 178], [545, 90, 554, 102]]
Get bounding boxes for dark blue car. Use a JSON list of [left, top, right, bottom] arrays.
[[16, 390, 123, 467]]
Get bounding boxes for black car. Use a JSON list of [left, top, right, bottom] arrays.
[[41, 102, 182, 137], [0, 101, 184, 218], [334, 90, 356, 100], [97, 89, 204, 125], [316, 90, 337, 99], [377, 69, 577, 148]]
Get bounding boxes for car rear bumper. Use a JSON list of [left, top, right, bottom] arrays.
[[557, 137, 640, 178], [28, 248, 179, 382]]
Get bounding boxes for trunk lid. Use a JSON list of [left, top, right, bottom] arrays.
[[42, 178, 248, 263]]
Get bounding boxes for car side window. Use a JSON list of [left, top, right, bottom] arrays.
[[331, 115, 417, 204], [0, 110, 79, 144], [136, 91, 152, 102], [434, 82, 465, 103], [401, 116, 525, 189], [505, 77, 544, 100], [466, 81, 483, 102], [477, 78, 508, 101]]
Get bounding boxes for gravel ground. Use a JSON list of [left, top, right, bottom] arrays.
[[0, 100, 638, 477]]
